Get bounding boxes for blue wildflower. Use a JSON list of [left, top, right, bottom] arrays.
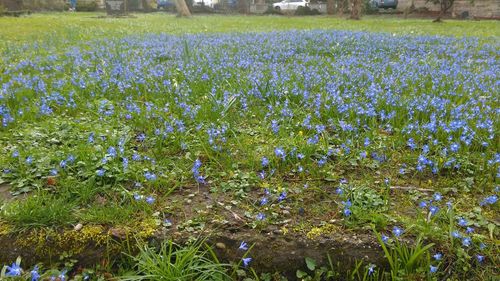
[[462, 237, 471, 247], [457, 217, 467, 227], [433, 192, 442, 201], [429, 205, 439, 216], [261, 157, 269, 167], [274, 147, 286, 160], [242, 257, 252, 267], [145, 196, 155, 204], [238, 241, 248, 251], [144, 171, 157, 181], [433, 253, 442, 260], [260, 197, 268, 205], [5, 262, 22, 276], [30, 265, 40, 281], [392, 226, 403, 237], [381, 234, 389, 243], [278, 192, 287, 202], [480, 195, 498, 206]]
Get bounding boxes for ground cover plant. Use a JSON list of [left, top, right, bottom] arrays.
[[0, 13, 499, 280]]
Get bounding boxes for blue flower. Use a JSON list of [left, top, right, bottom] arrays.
[[480, 195, 498, 206], [144, 171, 157, 181], [457, 217, 467, 227], [107, 146, 117, 158], [5, 262, 22, 276], [242, 257, 252, 267], [367, 264, 375, 275], [381, 234, 389, 243], [30, 265, 40, 281], [451, 231, 461, 238], [238, 241, 248, 251], [476, 255, 484, 263], [59, 269, 67, 281], [462, 237, 471, 247], [137, 133, 146, 142], [278, 191, 287, 202], [88, 132, 95, 143], [261, 157, 269, 167], [429, 205, 439, 216], [25, 156, 33, 165], [433, 192, 442, 201], [392, 226, 403, 237], [145, 196, 155, 204], [256, 213, 265, 221], [274, 147, 286, 161], [96, 169, 105, 177], [260, 197, 268, 206], [430, 265, 438, 273], [433, 253, 442, 260], [343, 208, 352, 217]]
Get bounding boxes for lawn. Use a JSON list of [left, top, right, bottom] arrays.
[[0, 12, 498, 281]]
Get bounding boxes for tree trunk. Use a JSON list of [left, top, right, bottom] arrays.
[[238, 0, 248, 13], [327, 0, 335, 14], [337, 0, 344, 15], [433, 0, 454, 22], [175, 0, 191, 16], [350, 0, 361, 19]]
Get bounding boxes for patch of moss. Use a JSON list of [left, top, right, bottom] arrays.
[[306, 223, 339, 240], [15, 225, 108, 256]]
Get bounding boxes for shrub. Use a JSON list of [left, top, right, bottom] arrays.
[[295, 6, 320, 15]]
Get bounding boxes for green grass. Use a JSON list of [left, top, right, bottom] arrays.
[[0, 12, 498, 46]]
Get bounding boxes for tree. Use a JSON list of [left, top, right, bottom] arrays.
[[175, 0, 191, 16], [427, 0, 473, 22], [337, 0, 345, 15], [350, 0, 361, 19], [327, 0, 335, 14]]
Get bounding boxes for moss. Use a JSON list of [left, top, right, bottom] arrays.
[[0, 221, 13, 235], [11, 221, 158, 261], [15, 225, 108, 256], [306, 223, 339, 240]]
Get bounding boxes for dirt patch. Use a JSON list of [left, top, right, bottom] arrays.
[[0, 183, 14, 202]]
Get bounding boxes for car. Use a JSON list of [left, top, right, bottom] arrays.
[[370, 0, 398, 9], [273, 0, 309, 12], [157, 0, 175, 10], [193, 0, 217, 8]]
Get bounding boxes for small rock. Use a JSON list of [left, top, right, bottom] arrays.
[[215, 242, 226, 250], [110, 228, 127, 239], [74, 223, 83, 231]]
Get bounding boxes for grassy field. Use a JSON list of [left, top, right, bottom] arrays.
[[0, 12, 498, 281], [0, 12, 499, 45]]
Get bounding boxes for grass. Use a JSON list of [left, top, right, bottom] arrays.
[[0, 12, 499, 46]]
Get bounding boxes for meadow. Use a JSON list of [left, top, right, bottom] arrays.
[[0, 13, 498, 280]]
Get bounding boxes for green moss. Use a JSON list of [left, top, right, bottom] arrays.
[[306, 223, 339, 240]]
